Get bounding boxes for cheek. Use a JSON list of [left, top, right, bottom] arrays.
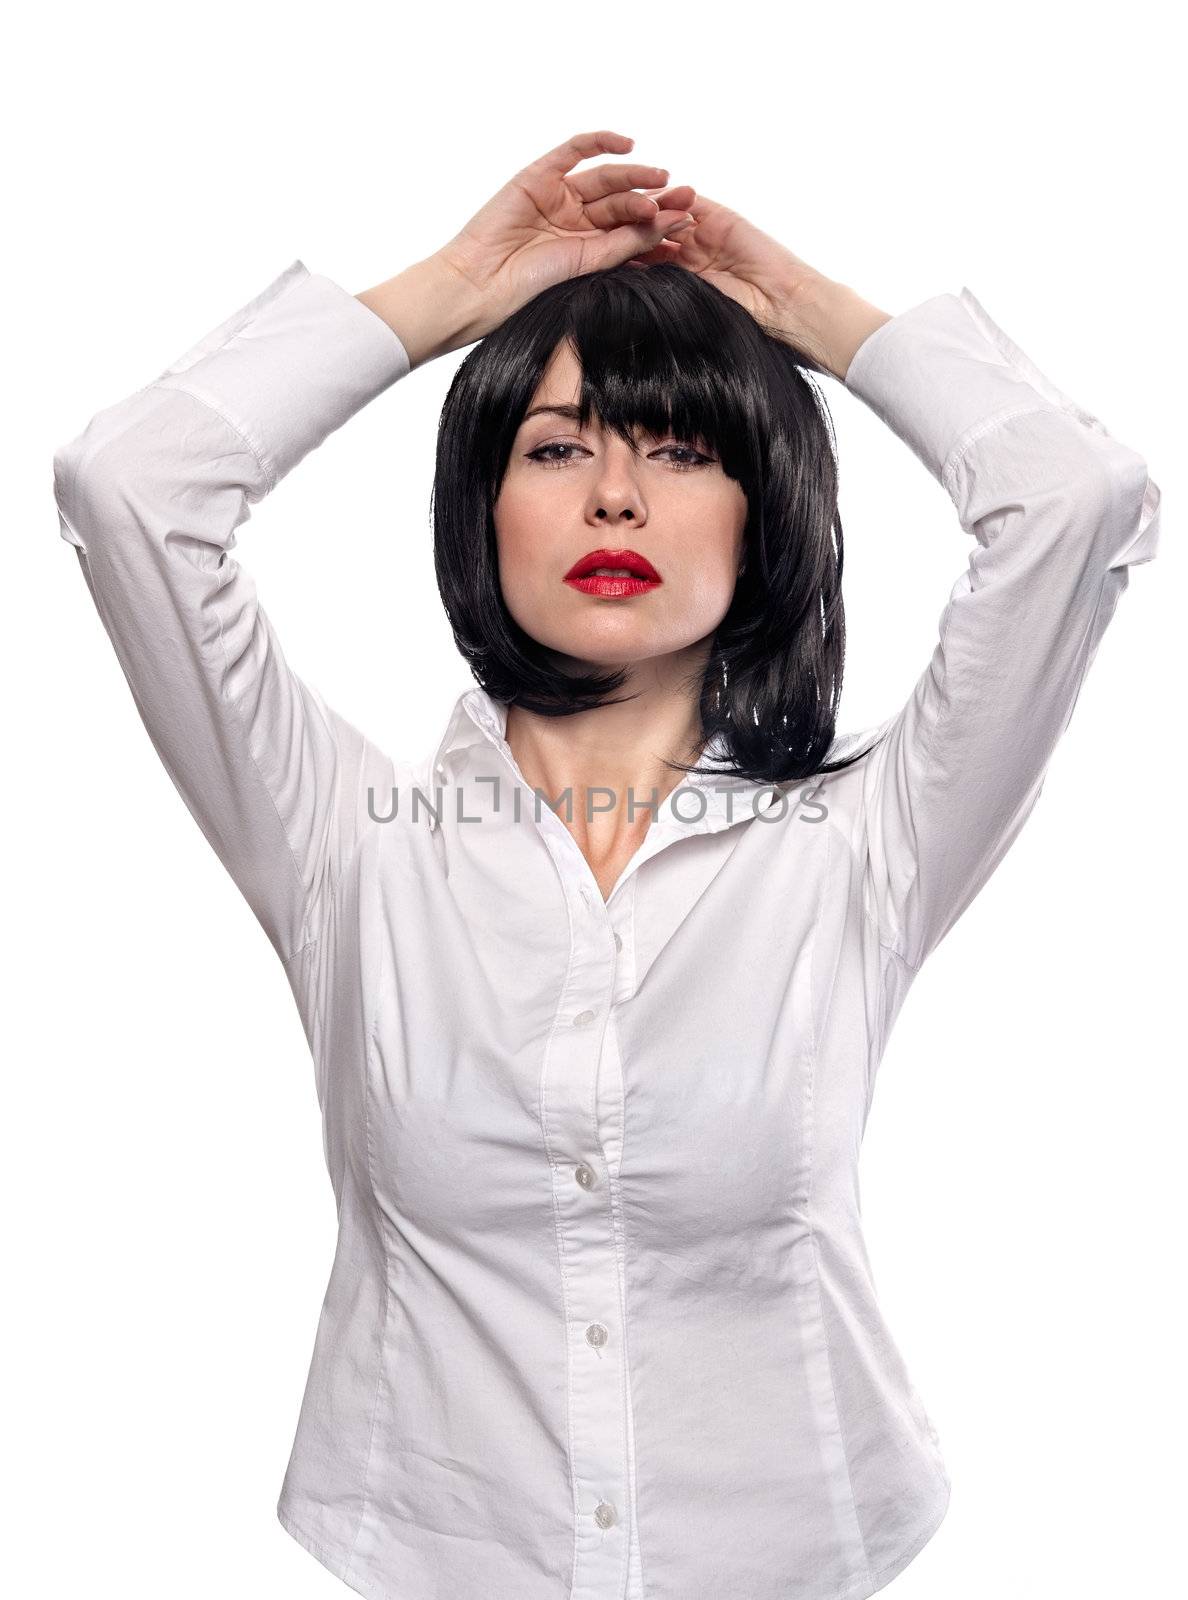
[[494, 471, 560, 550], [686, 556, 740, 612], [492, 482, 559, 617], [682, 489, 747, 602]]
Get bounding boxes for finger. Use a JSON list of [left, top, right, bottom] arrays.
[[643, 186, 713, 220], [581, 191, 658, 229], [592, 214, 697, 274], [525, 129, 636, 178], [568, 163, 672, 203], [682, 193, 716, 221], [626, 237, 689, 267], [637, 184, 697, 211], [584, 192, 694, 233]]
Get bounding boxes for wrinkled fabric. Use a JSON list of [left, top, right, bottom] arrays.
[[52, 261, 1161, 1600]]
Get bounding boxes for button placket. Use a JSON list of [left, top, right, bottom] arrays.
[[610, 875, 638, 1007], [537, 843, 631, 1597]]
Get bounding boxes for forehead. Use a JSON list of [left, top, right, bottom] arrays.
[[511, 331, 728, 456], [523, 339, 582, 412], [517, 339, 673, 440]]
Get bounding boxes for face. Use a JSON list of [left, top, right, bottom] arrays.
[[493, 339, 748, 678]]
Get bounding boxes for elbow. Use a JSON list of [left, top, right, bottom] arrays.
[[1063, 432, 1158, 574], [1095, 440, 1159, 573], [53, 435, 94, 554], [52, 388, 172, 559], [52, 428, 151, 563], [53, 418, 158, 561]]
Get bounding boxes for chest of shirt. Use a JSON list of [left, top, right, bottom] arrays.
[[288, 756, 888, 1263]]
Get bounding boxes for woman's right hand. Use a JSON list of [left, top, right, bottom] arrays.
[[356, 130, 696, 369], [434, 128, 697, 334]]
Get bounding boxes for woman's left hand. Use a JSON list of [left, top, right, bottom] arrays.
[[631, 187, 889, 380]]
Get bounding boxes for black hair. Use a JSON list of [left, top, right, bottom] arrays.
[[430, 259, 884, 785]]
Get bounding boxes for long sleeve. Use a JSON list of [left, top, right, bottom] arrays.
[[52, 260, 412, 963], [844, 288, 1162, 975]]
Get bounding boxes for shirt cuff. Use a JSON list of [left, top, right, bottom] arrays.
[[843, 287, 1105, 488], [151, 259, 412, 493]]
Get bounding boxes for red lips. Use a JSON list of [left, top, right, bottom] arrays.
[[563, 548, 663, 598]]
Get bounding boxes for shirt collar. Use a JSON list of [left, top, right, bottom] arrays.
[[426, 685, 840, 839]]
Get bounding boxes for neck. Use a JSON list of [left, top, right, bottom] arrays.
[[504, 650, 710, 835]]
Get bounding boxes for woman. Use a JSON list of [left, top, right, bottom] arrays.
[[53, 129, 1160, 1600]]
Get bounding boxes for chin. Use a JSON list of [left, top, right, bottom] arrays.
[[559, 633, 666, 666], [529, 619, 649, 658]]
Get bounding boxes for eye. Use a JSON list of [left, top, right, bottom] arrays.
[[525, 441, 715, 471], [660, 444, 714, 471], [525, 442, 587, 468]]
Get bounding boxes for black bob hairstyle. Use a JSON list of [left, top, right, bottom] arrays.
[[430, 260, 885, 787]]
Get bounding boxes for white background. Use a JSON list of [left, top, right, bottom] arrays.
[[8, 2, 1183, 1595]]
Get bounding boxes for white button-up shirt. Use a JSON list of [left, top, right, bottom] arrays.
[[52, 260, 1161, 1600]]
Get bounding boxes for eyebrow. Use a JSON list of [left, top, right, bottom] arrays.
[[519, 404, 659, 434], [517, 406, 686, 445], [522, 404, 584, 423]]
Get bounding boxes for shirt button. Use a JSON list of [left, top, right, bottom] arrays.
[[594, 1502, 617, 1529], [613, 931, 622, 952], [580, 885, 592, 908], [585, 1323, 609, 1348], [573, 1009, 595, 1027], [574, 1164, 596, 1188]]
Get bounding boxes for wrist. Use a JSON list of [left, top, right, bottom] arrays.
[[780, 275, 893, 382], [355, 253, 487, 371]]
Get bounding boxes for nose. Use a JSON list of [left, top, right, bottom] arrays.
[[585, 434, 647, 525], [588, 472, 644, 524]]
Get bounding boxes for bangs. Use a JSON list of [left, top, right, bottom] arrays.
[[561, 277, 756, 469], [476, 263, 769, 489]]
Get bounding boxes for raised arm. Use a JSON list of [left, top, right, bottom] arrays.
[[51, 130, 702, 962], [647, 199, 1161, 970], [842, 289, 1161, 973], [52, 263, 415, 961]]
